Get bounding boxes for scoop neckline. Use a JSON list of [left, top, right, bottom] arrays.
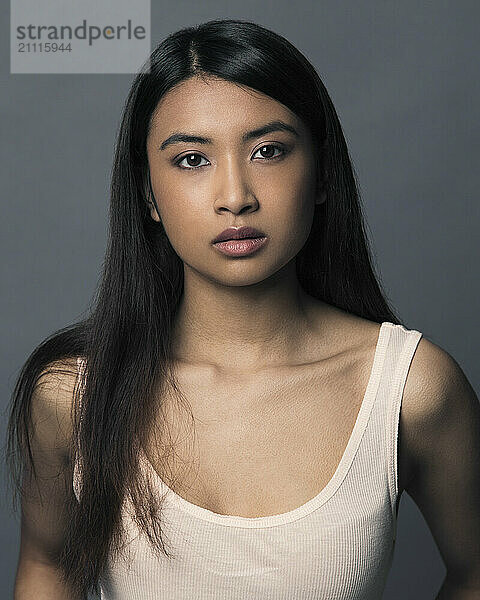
[[140, 321, 393, 529]]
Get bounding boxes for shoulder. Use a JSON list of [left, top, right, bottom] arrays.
[[30, 357, 81, 464], [402, 335, 473, 428], [18, 359, 83, 568], [400, 334, 479, 483], [397, 334, 480, 582]]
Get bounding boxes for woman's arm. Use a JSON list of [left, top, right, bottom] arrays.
[[15, 559, 83, 600], [13, 361, 85, 600], [401, 337, 480, 598]]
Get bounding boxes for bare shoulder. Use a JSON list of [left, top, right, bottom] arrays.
[[401, 335, 472, 429], [30, 357, 81, 466], [396, 334, 480, 582], [400, 334, 478, 486], [17, 357, 82, 570]]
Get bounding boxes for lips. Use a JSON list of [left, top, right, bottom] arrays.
[[212, 226, 266, 244]]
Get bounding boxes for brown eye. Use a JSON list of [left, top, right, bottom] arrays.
[[252, 144, 286, 160], [175, 153, 209, 169]]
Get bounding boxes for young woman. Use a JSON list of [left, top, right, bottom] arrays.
[[8, 18, 480, 600]]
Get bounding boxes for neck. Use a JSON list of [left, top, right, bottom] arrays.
[[170, 261, 326, 372]]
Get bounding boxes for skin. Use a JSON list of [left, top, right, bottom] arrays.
[[146, 75, 327, 373], [143, 75, 480, 594]]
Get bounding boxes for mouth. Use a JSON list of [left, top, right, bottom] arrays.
[[212, 236, 268, 257], [212, 226, 266, 244]]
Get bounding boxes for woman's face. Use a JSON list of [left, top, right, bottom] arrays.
[[146, 75, 320, 287]]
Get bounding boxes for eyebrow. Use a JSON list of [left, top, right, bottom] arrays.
[[158, 120, 300, 151]]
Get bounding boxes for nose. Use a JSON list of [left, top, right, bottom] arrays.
[[213, 156, 259, 215]]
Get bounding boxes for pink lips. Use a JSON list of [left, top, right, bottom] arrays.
[[212, 226, 268, 257], [212, 226, 266, 243], [213, 237, 268, 257]]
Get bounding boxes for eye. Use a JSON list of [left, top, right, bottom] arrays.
[[173, 143, 288, 171], [174, 153, 210, 170], [252, 143, 287, 161]]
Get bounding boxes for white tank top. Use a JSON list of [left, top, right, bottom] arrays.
[[74, 321, 423, 600]]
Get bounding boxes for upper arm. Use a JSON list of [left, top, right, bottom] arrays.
[[401, 336, 480, 587], [18, 360, 78, 567]]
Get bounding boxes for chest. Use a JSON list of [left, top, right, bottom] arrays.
[[144, 350, 410, 518]]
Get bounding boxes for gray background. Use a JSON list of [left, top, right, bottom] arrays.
[[1, 1, 478, 598]]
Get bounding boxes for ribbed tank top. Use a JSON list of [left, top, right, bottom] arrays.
[[74, 321, 423, 600]]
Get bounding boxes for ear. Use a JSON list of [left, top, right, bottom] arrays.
[[144, 178, 161, 222], [148, 195, 161, 222]]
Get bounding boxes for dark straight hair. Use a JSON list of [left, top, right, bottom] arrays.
[[5, 18, 402, 597]]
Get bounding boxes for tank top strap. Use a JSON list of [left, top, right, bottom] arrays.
[[73, 356, 87, 502], [75, 356, 87, 392], [370, 322, 423, 540]]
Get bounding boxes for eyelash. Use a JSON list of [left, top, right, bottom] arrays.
[[173, 143, 289, 170]]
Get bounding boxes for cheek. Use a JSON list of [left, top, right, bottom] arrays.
[[155, 194, 209, 259], [277, 201, 315, 258], [275, 148, 316, 203], [150, 175, 193, 235], [272, 166, 316, 239]]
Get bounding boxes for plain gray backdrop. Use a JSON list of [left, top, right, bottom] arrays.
[[1, 1, 479, 598]]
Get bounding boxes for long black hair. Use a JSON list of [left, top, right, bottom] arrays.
[[5, 18, 402, 597]]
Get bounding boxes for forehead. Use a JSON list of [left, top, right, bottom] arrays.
[[149, 76, 307, 141]]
